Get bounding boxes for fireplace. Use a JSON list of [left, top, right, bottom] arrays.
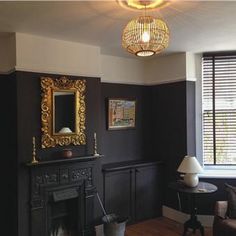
[[47, 186, 83, 236], [27, 156, 99, 236]]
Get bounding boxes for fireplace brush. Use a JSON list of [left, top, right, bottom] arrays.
[[96, 192, 117, 223]]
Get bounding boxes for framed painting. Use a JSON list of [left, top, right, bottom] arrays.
[[108, 98, 136, 130]]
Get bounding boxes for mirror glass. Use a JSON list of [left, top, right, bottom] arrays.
[[53, 91, 75, 134]]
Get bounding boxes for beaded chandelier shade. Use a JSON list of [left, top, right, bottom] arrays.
[[122, 15, 169, 57]]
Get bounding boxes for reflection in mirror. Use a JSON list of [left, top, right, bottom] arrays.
[[53, 91, 75, 134], [58, 127, 73, 134]]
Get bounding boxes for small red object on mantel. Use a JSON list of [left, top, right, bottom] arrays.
[[61, 149, 73, 158]]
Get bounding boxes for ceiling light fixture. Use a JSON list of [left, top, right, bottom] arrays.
[[122, 5, 169, 57], [118, 0, 169, 11]]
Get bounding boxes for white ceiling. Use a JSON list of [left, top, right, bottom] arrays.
[[0, 1, 236, 58]]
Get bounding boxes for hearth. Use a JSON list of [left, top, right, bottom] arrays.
[[26, 155, 100, 236]]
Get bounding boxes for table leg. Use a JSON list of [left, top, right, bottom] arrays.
[[182, 223, 188, 236], [182, 195, 204, 236]]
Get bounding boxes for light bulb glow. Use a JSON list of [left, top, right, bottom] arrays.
[[142, 31, 150, 42], [117, 0, 170, 11]]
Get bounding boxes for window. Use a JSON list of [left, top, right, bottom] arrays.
[[202, 53, 236, 165]]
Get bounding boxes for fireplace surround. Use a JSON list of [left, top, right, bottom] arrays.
[[26, 155, 100, 236]]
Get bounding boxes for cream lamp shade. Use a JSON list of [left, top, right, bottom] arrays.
[[59, 127, 72, 134], [177, 155, 203, 187]]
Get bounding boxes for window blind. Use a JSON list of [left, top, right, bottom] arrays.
[[203, 54, 236, 165]]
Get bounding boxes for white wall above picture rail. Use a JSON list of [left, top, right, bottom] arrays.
[[15, 33, 101, 78], [0, 32, 199, 86]]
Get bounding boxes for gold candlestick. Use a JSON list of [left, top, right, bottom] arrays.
[[93, 132, 99, 156], [31, 136, 38, 164]]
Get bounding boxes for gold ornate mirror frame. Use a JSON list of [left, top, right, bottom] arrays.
[[41, 76, 86, 148]]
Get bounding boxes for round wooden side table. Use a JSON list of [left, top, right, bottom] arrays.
[[169, 180, 217, 236]]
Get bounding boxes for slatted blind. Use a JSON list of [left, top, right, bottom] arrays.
[[203, 54, 236, 165]]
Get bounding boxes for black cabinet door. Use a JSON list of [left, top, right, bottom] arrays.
[[103, 169, 134, 221], [135, 165, 162, 222]]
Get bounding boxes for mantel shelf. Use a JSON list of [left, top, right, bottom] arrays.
[[25, 154, 103, 167]]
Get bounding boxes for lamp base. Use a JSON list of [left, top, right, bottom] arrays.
[[183, 173, 199, 187]]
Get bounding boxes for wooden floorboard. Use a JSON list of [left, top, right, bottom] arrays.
[[125, 217, 212, 236]]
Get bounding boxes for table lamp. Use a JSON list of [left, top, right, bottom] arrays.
[[177, 155, 203, 187]]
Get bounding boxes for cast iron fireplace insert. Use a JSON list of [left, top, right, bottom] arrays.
[[26, 155, 99, 236]]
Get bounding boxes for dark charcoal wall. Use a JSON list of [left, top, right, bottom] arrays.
[[99, 81, 199, 215], [15, 71, 102, 236], [100, 83, 153, 165], [151, 80, 236, 216], [1, 73, 18, 236], [16, 71, 101, 161], [152, 81, 195, 212], [5, 70, 236, 236], [150, 81, 189, 210], [15, 75, 154, 232]]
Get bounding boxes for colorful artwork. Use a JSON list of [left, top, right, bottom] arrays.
[[108, 99, 136, 130]]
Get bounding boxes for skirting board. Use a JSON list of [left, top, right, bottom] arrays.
[[162, 205, 214, 227]]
